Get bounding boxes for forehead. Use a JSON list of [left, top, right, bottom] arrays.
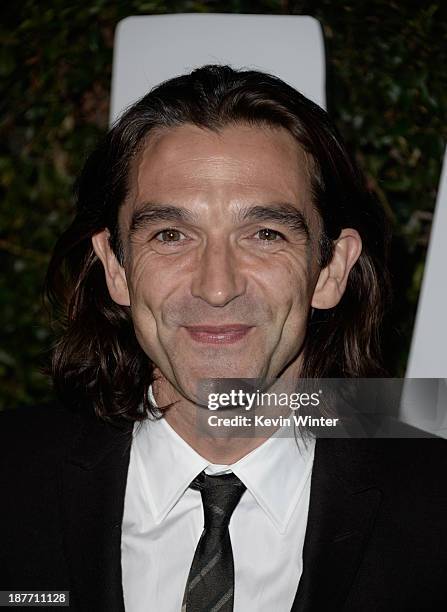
[[124, 122, 314, 217]]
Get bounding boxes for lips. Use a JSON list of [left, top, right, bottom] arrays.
[[184, 324, 253, 344]]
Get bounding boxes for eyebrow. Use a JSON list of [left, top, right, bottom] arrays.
[[128, 201, 310, 240], [236, 203, 310, 239], [128, 203, 198, 239]]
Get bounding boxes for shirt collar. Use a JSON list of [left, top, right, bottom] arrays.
[[133, 388, 315, 534], [229, 430, 315, 533], [132, 416, 209, 525]]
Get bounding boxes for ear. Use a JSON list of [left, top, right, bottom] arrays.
[[91, 229, 130, 306], [311, 228, 362, 309]]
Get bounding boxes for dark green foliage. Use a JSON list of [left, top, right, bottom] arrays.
[[1, 1, 445, 408]]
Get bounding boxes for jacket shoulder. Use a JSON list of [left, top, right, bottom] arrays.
[[318, 435, 447, 498], [0, 401, 83, 466]]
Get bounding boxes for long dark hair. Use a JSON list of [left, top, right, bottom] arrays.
[[45, 64, 390, 422]]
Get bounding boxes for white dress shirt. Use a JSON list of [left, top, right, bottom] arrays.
[[121, 399, 315, 612]]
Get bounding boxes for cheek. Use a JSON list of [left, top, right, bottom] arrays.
[[273, 266, 313, 354], [254, 255, 313, 316], [125, 264, 164, 351], [127, 250, 175, 313], [126, 252, 194, 353]]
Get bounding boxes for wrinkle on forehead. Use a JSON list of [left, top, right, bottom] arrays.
[[120, 122, 321, 248]]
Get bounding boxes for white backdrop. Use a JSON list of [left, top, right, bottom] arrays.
[[110, 14, 326, 123]]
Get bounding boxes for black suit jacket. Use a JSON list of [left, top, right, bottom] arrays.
[[1, 402, 446, 611]]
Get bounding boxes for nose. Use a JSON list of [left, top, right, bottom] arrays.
[[191, 239, 246, 307]]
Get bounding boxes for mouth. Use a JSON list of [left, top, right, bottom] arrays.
[[183, 324, 254, 345]]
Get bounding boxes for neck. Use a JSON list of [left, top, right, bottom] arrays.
[[152, 382, 265, 463], [168, 409, 269, 465], [152, 363, 301, 464]]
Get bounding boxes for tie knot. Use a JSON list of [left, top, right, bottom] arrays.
[[190, 471, 246, 530]]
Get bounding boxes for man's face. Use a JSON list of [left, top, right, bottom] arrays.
[[94, 123, 357, 404]]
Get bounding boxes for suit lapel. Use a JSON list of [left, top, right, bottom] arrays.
[[59, 411, 133, 611], [291, 439, 382, 611], [58, 415, 382, 611]]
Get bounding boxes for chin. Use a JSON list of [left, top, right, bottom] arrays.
[[191, 360, 263, 379], [173, 362, 266, 401]]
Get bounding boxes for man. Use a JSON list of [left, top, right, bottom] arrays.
[[1, 65, 446, 611]]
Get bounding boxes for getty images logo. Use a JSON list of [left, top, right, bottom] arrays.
[[207, 388, 322, 411]]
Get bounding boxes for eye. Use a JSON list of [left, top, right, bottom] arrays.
[[154, 228, 185, 242], [255, 228, 284, 241]]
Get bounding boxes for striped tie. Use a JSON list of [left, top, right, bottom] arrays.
[[182, 471, 247, 612]]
